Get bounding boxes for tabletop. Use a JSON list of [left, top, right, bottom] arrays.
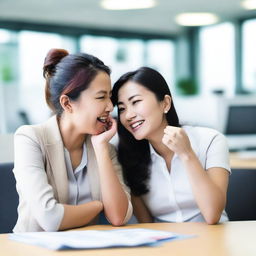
[[1, 221, 256, 256]]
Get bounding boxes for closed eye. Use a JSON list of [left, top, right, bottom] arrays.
[[132, 100, 141, 105], [96, 95, 111, 100]]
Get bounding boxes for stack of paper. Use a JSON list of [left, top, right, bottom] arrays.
[[9, 228, 187, 250]]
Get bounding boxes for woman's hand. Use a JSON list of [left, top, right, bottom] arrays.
[[162, 126, 193, 159], [91, 115, 117, 149]]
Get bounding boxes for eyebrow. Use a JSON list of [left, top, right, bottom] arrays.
[[117, 94, 141, 106], [96, 90, 109, 95]]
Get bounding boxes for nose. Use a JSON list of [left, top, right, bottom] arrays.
[[125, 106, 136, 121], [106, 98, 113, 112]]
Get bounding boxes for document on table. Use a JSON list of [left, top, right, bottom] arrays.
[[9, 228, 189, 250]]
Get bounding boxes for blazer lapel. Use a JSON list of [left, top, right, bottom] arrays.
[[43, 116, 69, 204], [86, 135, 101, 201]]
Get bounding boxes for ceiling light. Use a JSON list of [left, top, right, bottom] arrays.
[[175, 13, 219, 26], [100, 0, 157, 10], [241, 0, 256, 9]]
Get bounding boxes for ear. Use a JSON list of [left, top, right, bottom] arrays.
[[59, 95, 72, 113], [162, 95, 172, 114]]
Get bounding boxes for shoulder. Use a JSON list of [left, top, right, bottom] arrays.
[[183, 125, 228, 151], [15, 124, 41, 141], [14, 117, 55, 144], [183, 125, 225, 141], [15, 116, 55, 136], [15, 116, 60, 144]]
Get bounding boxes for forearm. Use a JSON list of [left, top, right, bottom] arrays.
[[95, 145, 129, 226], [131, 195, 153, 223], [180, 151, 226, 224], [59, 201, 103, 230]]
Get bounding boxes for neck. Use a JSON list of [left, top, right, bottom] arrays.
[[58, 115, 86, 151]]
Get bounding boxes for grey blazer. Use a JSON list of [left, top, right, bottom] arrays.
[[13, 115, 132, 232]]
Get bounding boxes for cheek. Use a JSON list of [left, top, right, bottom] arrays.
[[138, 104, 153, 118], [145, 106, 163, 123]]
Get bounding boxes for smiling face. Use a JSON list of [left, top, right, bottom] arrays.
[[70, 71, 113, 135], [117, 81, 169, 141]]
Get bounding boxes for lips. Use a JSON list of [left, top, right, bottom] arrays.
[[97, 116, 108, 123], [130, 120, 144, 131]]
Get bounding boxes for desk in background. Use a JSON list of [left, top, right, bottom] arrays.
[[0, 222, 256, 256], [227, 153, 256, 221], [230, 152, 256, 169]]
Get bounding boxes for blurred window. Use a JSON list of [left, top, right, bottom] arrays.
[[242, 19, 256, 93], [199, 23, 235, 96], [145, 40, 175, 89], [80, 36, 144, 83], [18, 31, 76, 124], [0, 29, 18, 133], [0, 29, 174, 132], [80, 36, 174, 89]]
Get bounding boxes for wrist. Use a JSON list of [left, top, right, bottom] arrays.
[[179, 150, 195, 162], [93, 144, 110, 157], [93, 142, 109, 151]]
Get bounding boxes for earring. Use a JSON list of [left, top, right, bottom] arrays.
[[164, 110, 168, 114]]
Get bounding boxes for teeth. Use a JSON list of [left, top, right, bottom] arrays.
[[97, 116, 107, 123], [131, 121, 143, 129]]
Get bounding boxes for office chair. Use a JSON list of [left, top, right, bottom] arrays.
[[226, 169, 256, 221], [0, 162, 19, 233]]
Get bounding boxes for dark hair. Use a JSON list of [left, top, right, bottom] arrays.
[[43, 48, 111, 115], [111, 67, 180, 196]]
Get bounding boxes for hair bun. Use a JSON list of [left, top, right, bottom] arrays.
[[43, 48, 69, 78]]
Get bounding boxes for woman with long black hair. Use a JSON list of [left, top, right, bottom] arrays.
[[111, 67, 230, 224]]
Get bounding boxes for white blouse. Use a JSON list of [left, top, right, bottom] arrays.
[[64, 143, 92, 205], [142, 126, 231, 223]]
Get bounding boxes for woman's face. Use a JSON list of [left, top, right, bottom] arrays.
[[71, 71, 113, 135], [117, 81, 168, 141]]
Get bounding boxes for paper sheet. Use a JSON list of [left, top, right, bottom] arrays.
[[9, 228, 188, 250]]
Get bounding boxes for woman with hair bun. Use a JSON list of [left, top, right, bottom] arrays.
[[13, 49, 132, 232]]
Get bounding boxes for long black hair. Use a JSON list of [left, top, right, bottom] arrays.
[[111, 67, 180, 196]]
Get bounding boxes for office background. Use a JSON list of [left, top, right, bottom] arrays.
[[0, 0, 256, 147], [1, 0, 256, 234]]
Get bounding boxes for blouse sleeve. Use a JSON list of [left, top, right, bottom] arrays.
[[109, 143, 133, 223], [13, 125, 64, 231], [205, 132, 231, 173]]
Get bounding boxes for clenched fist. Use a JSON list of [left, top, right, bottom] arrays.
[[162, 126, 193, 159]]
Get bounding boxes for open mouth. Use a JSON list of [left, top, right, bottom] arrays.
[[97, 116, 108, 124], [130, 120, 144, 131]]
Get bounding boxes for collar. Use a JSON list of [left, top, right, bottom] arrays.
[[64, 142, 88, 174], [149, 143, 162, 160], [41, 115, 62, 145]]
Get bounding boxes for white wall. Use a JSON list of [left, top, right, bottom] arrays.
[[174, 95, 223, 131]]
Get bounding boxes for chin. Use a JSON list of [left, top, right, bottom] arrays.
[[133, 132, 146, 141]]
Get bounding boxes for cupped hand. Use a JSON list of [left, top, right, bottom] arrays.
[[91, 115, 117, 149]]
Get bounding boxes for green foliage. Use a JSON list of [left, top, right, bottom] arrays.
[[176, 78, 198, 95], [1, 63, 13, 82]]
